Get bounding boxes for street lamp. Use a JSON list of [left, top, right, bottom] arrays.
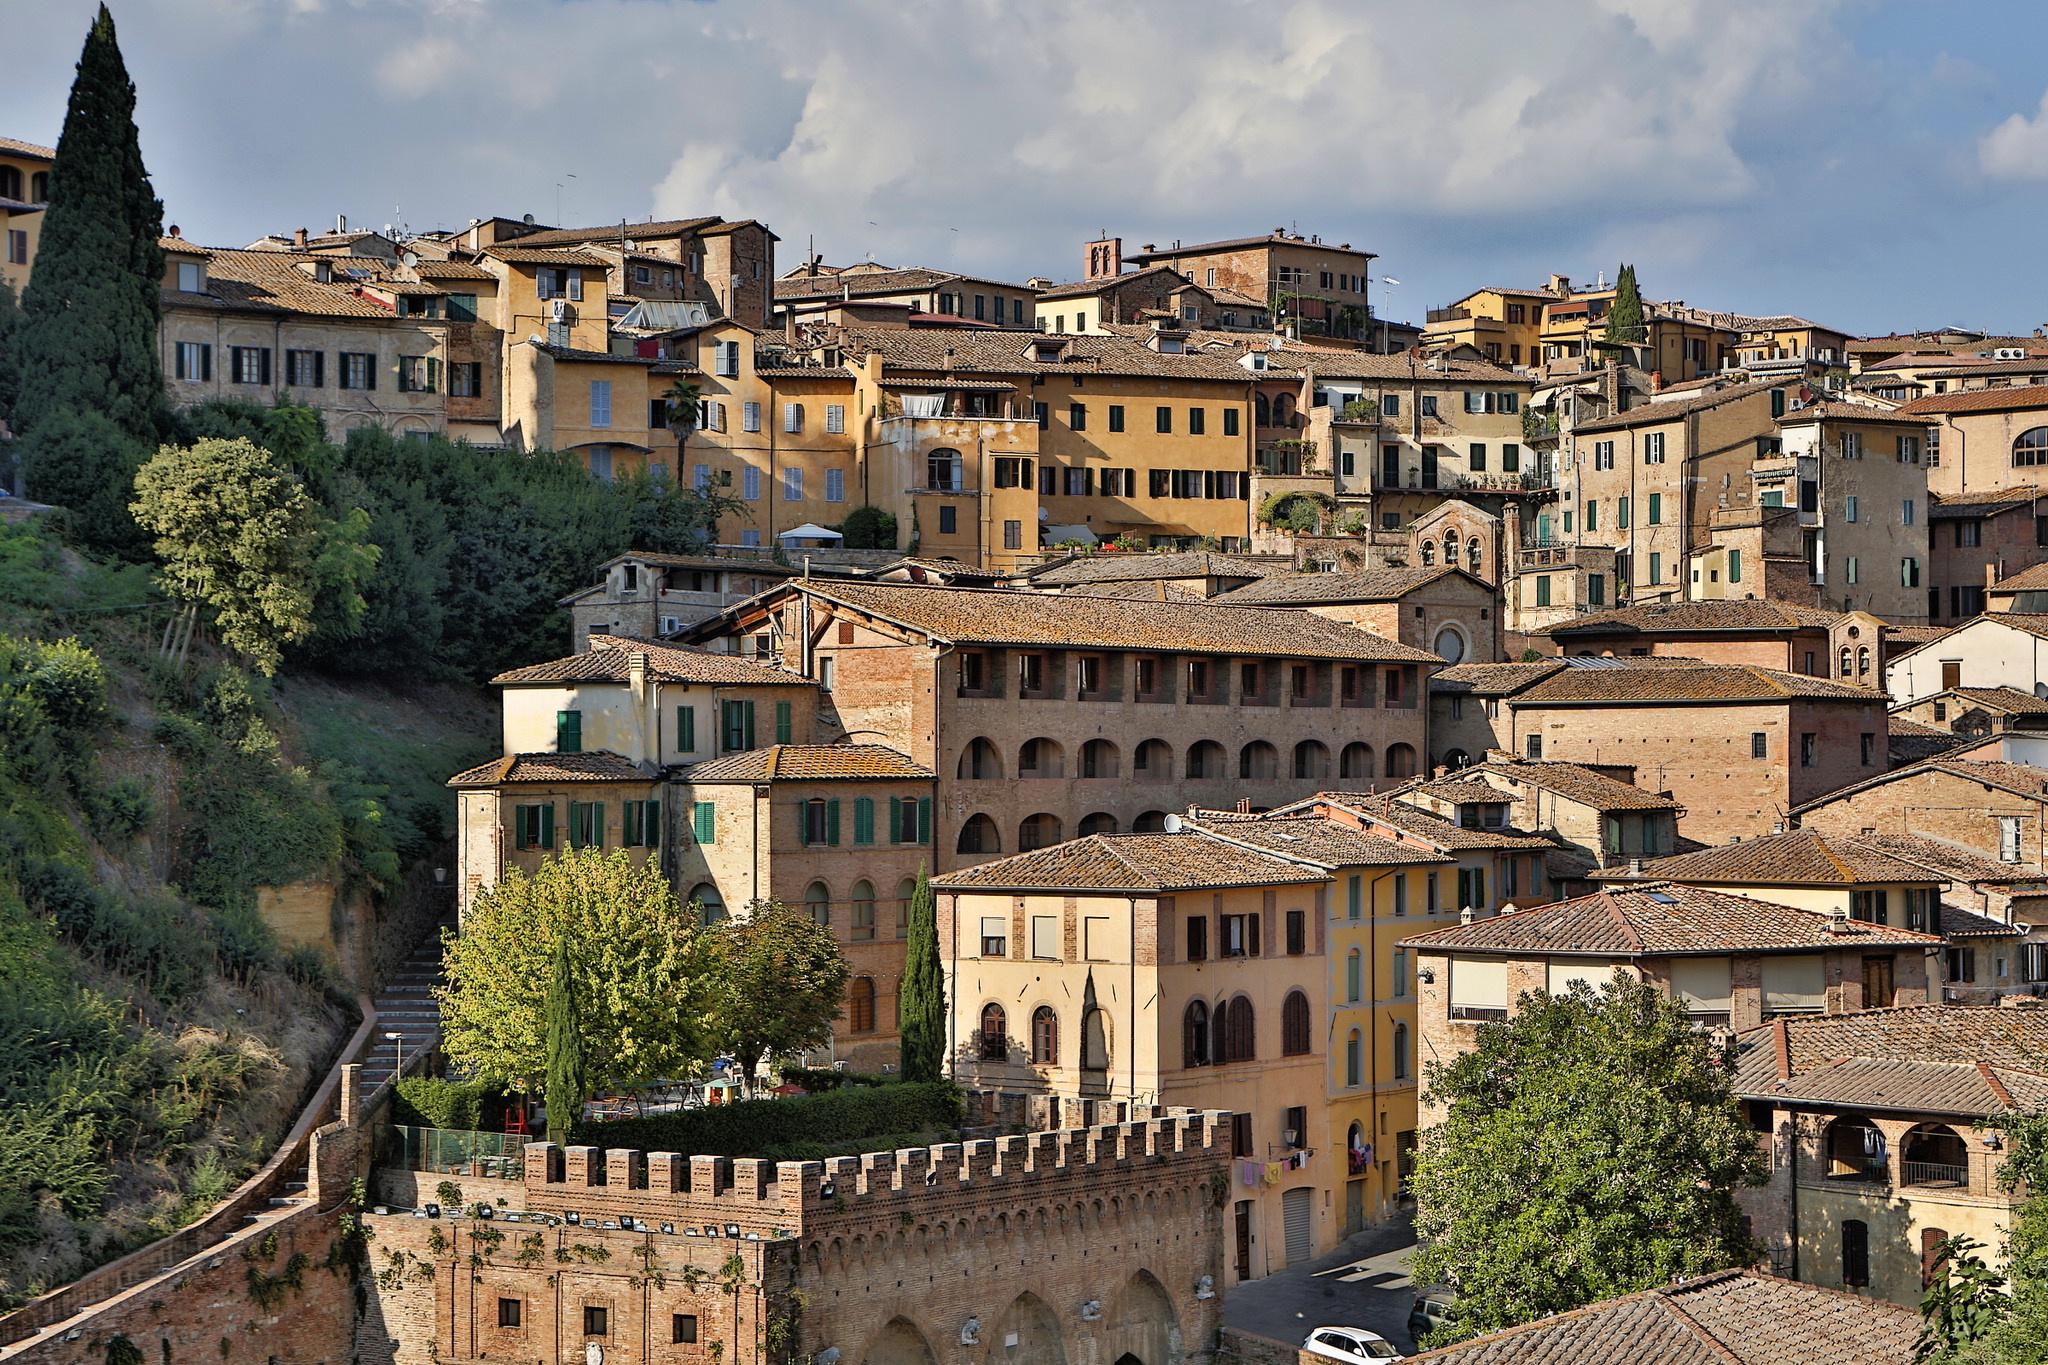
[[385, 1030, 405, 1079]]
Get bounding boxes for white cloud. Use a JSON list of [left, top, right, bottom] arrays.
[[1981, 88, 2048, 180]]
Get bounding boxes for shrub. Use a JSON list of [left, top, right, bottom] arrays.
[[393, 1076, 514, 1132], [837, 506, 898, 550], [776, 1066, 900, 1093], [574, 1081, 961, 1159]]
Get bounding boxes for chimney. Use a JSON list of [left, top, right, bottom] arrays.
[[294, 226, 308, 248], [1459, 905, 1476, 925], [335, 213, 347, 234], [1824, 904, 1852, 935], [628, 652, 651, 764], [1548, 273, 1570, 296], [1628, 858, 1644, 875], [1651, 370, 1663, 392]]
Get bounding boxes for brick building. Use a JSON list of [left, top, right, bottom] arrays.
[[563, 553, 795, 649], [776, 262, 1041, 330], [1794, 757, 2048, 889], [1209, 567, 1499, 668], [1732, 1007, 2048, 1306], [1538, 599, 1867, 677], [1118, 231, 1382, 342], [1928, 491, 2048, 624], [685, 579, 1441, 863], [1410, 753, 1689, 888]]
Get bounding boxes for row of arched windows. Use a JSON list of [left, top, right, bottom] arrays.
[[1419, 534, 1483, 574], [957, 736, 1413, 784], [798, 877, 920, 940], [1181, 991, 1314, 1067], [0, 168, 47, 204], [1341, 1023, 1408, 1087], [980, 1002, 1109, 1068]]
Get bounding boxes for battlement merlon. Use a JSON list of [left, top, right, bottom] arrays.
[[517, 1107, 1233, 1234]]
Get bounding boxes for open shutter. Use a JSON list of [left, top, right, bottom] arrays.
[[540, 803, 555, 849], [797, 800, 811, 846], [427, 357, 441, 392], [621, 800, 640, 847], [200, 344, 213, 381], [644, 799, 660, 847], [827, 799, 841, 847], [918, 797, 932, 845], [590, 802, 604, 849], [678, 706, 695, 753], [313, 351, 324, 388], [513, 806, 530, 850], [567, 269, 583, 301], [889, 797, 902, 845], [566, 801, 583, 848], [259, 348, 272, 385]]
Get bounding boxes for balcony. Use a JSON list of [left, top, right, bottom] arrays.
[[1902, 1160, 1968, 1189], [1427, 306, 1472, 325]]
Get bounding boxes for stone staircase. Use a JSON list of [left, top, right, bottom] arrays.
[[359, 917, 455, 1094]]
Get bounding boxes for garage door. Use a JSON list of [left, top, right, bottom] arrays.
[[1283, 1186, 1313, 1265]]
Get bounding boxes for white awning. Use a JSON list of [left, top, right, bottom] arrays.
[[778, 523, 844, 542], [1043, 524, 1098, 545]]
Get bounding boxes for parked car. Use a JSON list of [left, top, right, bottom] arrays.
[[1302, 1327, 1401, 1364], [1407, 1293, 1455, 1343]]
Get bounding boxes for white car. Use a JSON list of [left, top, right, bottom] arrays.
[[1303, 1327, 1402, 1364]]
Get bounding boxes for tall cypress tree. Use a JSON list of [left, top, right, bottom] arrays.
[[898, 862, 946, 1083], [1603, 264, 1645, 349], [543, 937, 585, 1141], [18, 4, 170, 445]]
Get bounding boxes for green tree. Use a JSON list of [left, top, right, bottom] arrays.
[[1977, 1111, 2048, 1362], [130, 436, 322, 675], [1410, 975, 1765, 1343], [0, 280, 21, 441], [17, 5, 170, 447], [1915, 1235, 2007, 1364], [1604, 264, 1645, 348], [542, 937, 585, 1140], [898, 863, 944, 1082], [838, 506, 898, 551], [662, 377, 702, 445], [436, 849, 708, 1097], [707, 900, 849, 1093]]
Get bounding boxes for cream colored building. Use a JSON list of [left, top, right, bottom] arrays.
[[0, 135, 51, 296]]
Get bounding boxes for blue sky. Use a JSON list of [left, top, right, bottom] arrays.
[[9, 0, 2048, 336]]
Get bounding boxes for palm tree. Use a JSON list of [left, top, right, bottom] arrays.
[[663, 377, 702, 453]]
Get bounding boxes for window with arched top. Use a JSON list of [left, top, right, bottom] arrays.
[[927, 447, 964, 490], [1281, 991, 1311, 1056], [1081, 1009, 1109, 1070], [1133, 739, 1173, 780], [1019, 737, 1064, 777], [1182, 1000, 1210, 1068], [849, 977, 876, 1033], [896, 878, 916, 939], [1421, 542, 1435, 566], [1443, 748, 1472, 770], [28, 171, 46, 204], [1392, 1022, 1409, 1080], [1078, 812, 1118, 836], [1345, 1029, 1362, 1088], [957, 813, 1002, 854], [1346, 948, 1362, 1003], [1019, 812, 1062, 851], [1240, 740, 1279, 779], [1080, 738, 1119, 778], [2015, 427, 2048, 467], [1293, 740, 1330, 779], [958, 737, 1002, 779], [804, 880, 831, 927], [851, 881, 876, 941], [1186, 740, 1226, 778], [1340, 743, 1375, 780], [0, 167, 19, 201], [1386, 743, 1418, 778], [1858, 646, 1871, 676], [1132, 809, 1169, 832], [1031, 1005, 1058, 1065], [1468, 539, 1482, 572], [1223, 995, 1256, 1062], [690, 883, 725, 924], [979, 1003, 1007, 1060], [1840, 646, 1853, 678], [1255, 393, 1272, 427]]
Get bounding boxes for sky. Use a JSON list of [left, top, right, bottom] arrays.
[[10, 0, 2048, 337]]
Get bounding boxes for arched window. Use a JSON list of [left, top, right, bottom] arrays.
[[1281, 990, 1311, 1056], [1018, 737, 1064, 777], [2016, 427, 2048, 467], [1293, 740, 1330, 779], [1444, 532, 1459, 565], [1081, 1009, 1109, 1070], [851, 880, 876, 941], [849, 977, 876, 1032], [29, 171, 46, 204], [979, 1003, 1008, 1060], [1133, 739, 1173, 780], [1274, 393, 1297, 427], [1256, 392, 1272, 427], [1392, 1022, 1409, 1080], [957, 813, 1002, 854], [1468, 539, 1482, 572], [690, 883, 725, 924], [805, 880, 832, 927], [927, 447, 964, 490], [1186, 740, 1225, 778], [1840, 646, 1852, 678], [1078, 812, 1118, 836], [1345, 1030, 1362, 1088], [1340, 743, 1375, 780], [958, 738, 1002, 779], [1842, 1219, 1870, 1288], [1132, 810, 1170, 833], [1223, 995, 1256, 1062], [1346, 948, 1362, 1003], [0, 167, 18, 201], [1902, 1123, 1968, 1187], [1433, 627, 1466, 665], [896, 878, 917, 939], [1031, 1005, 1058, 1065], [1239, 740, 1279, 779], [1080, 738, 1119, 778], [1019, 812, 1062, 851], [1347, 1121, 1367, 1173], [1825, 1116, 1887, 1180], [1923, 1227, 1953, 1290], [1858, 645, 1871, 677], [1182, 1000, 1210, 1068], [1386, 743, 1418, 779], [1420, 541, 1435, 566]]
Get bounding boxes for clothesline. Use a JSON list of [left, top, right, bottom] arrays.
[[1240, 1148, 1315, 1186]]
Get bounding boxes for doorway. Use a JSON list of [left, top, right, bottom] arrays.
[[1282, 1187, 1314, 1265], [1863, 956, 1895, 1009], [1234, 1201, 1253, 1282], [1345, 1179, 1365, 1236]]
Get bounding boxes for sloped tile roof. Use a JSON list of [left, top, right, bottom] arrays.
[[0, 136, 56, 160], [1407, 1268, 1914, 1365], [1928, 490, 2040, 517], [484, 246, 613, 268], [931, 832, 1327, 892], [1949, 685, 2048, 713], [1029, 551, 1279, 585], [1305, 794, 1561, 852], [1775, 399, 1929, 426], [1209, 568, 1469, 605], [1460, 757, 1683, 811], [1186, 814, 1453, 867], [1402, 882, 1940, 956], [1408, 777, 1512, 804], [1791, 756, 2048, 816], [1545, 599, 1841, 635], [499, 217, 723, 248], [1570, 381, 1775, 434], [1993, 561, 2048, 592], [838, 325, 1255, 382], [1731, 1005, 2048, 1116], [1627, 829, 1943, 886], [878, 556, 1008, 580], [1896, 384, 2048, 417], [775, 266, 1033, 300], [492, 636, 814, 687], [1065, 580, 1210, 603], [1848, 831, 2048, 886], [1941, 902, 2022, 938], [446, 750, 650, 786], [680, 744, 935, 782], [784, 581, 1442, 662], [164, 246, 408, 319], [1429, 661, 1568, 696], [1514, 662, 1882, 704], [601, 551, 793, 575]]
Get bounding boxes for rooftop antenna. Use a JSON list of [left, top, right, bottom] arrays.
[[555, 173, 577, 227]]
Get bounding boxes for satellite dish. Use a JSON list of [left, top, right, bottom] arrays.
[[523, 213, 536, 225], [401, 251, 419, 267], [1162, 813, 1183, 833]]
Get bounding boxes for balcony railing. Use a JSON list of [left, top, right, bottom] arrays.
[[1826, 1159, 1889, 1184], [1427, 306, 1472, 324], [1902, 1160, 1969, 1188]]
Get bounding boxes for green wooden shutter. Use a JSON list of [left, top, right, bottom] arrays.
[[557, 710, 582, 753], [427, 357, 441, 393], [514, 805, 530, 850], [827, 799, 841, 847], [590, 802, 605, 849], [917, 797, 932, 845], [566, 801, 583, 848], [678, 706, 695, 753], [644, 799, 660, 847], [775, 700, 792, 744], [888, 797, 902, 845], [540, 803, 555, 849], [743, 701, 756, 749], [854, 797, 874, 845], [797, 800, 811, 846], [621, 801, 638, 846], [693, 800, 715, 844]]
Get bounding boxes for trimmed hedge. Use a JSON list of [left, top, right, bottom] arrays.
[[572, 1081, 961, 1159], [776, 1066, 899, 1093], [395, 1076, 512, 1131]]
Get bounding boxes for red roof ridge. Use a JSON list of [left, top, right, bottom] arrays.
[[1979, 1060, 2018, 1109], [1774, 1018, 1792, 1082], [1605, 896, 1646, 951], [1649, 1292, 1745, 1365]]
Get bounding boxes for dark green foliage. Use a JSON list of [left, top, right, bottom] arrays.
[[19, 858, 213, 1001], [1957, 1111, 2048, 1362], [16, 410, 151, 559], [837, 506, 897, 550], [106, 1335, 142, 1365], [1604, 264, 1645, 347], [0, 280, 21, 442], [776, 1066, 902, 1092], [1258, 490, 1331, 533], [17, 6, 171, 521], [575, 1081, 961, 1161], [898, 863, 944, 1083], [1410, 975, 1766, 1343], [393, 1076, 511, 1132], [543, 937, 584, 1139], [1915, 1235, 2006, 1363]]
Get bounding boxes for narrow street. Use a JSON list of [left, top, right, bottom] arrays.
[[1223, 1214, 1428, 1354]]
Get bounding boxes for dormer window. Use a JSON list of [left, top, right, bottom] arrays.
[[176, 261, 204, 292], [1240, 351, 1269, 372]]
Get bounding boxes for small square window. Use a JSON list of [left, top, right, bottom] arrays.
[[584, 1307, 609, 1337], [673, 1314, 698, 1345], [499, 1299, 523, 1328]]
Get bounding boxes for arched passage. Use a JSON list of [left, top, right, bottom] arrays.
[[994, 1292, 1067, 1365], [1101, 1270, 1181, 1365], [859, 1318, 939, 1365]]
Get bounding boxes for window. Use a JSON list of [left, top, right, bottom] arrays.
[[230, 346, 272, 386], [173, 341, 212, 381], [2001, 816, 2024, 864], [1842, 431, 1864, 459], [1800, 732, 1818, 767], [1902, 556, 1921, 588], [1584, 501, 1598, 532], [584, 1307, 609, 1337], [1281, 991, 1310, 1056], [783, 467, 803, 499], [1594, 440, 1614, 470], [513, 803, 555, 850], [1153, 405, 1173, 434], [672, 1315, 698, 1345], [1031, 1006, 1057, 1064], [622, 799, 660, 847], [1644, 431, 1665, 463], [720, 698, 756, 751], [1345, 947, 1362, 1003], [284, 349, 323, 388], [499, 1299, 523, 1328], [1469, 443, 1486, 472], [981, 915, 1009, 957], [979, 1003, 1008, 1059], [692, 801, 716, 844], [450, 360, 482, 396], [1224, 408, 1240, 436], [556, 709, 583, 753], [783, 402, 804, 434], [1842, 1220, 1870, 1289], [1108, 404, 1125, 432], [1344, 1030, 1362, 1087], [398, 355, 439, 392], [1031, 914, 1060, 960], [742, 400, 761, 432], [1525, 733, 1542, 759], [1648, 553, 1661, 584], [1285, 909, 1305, 955], [1618, 496, 1630, 529], [1647, 492, 1661, 525], [1392, 1022, 1409, 1080], [1449, 956, 1508, 1020], [1393, 948, 1409, 996], [1222, 996, 1256, 1062], [588, 380, 612, 428]]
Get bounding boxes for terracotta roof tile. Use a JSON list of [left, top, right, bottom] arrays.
[[932, 831, 1328, 893], [1429, 661, 1568, 696], [680, 744, 935, 782], [775, 267, 1032, 300], [1030, 551, 1280, 586], [1847, 832, 2048, 886], [1625, 829, 1943, 886], [1546, 599, 1841, 635], [0, 136, 56, 160], [484, 246, 614, 268], [1407, 1268, 1914, 1365], [1516, 661, 1881, 704], [1459, 757, 1684, 812], [1403, 882, 1940, 955], [1209, 568, 1471, 605], [838, 326, 1255, 383], [1301, 794, 1561, 852], [1994, 562, 2048, 593], [1183, 814, 1453, 867], [1896, 384, 2048, 417], [781, 581, 1442, 662], [1775, 400, 1929, 426], [1940, 902, 2022, 938], [492, 636, 814, 687], [1571, 381, 1776, 434], [1407, 777, 1513, 804], [163, 246, 409, 320], [1731, 1005, 2048, 1117], [446, 750, 650, 786], [1947, 685, 2048, 713]]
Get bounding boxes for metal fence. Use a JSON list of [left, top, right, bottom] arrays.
[[383, 1124, 524, 1178]]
